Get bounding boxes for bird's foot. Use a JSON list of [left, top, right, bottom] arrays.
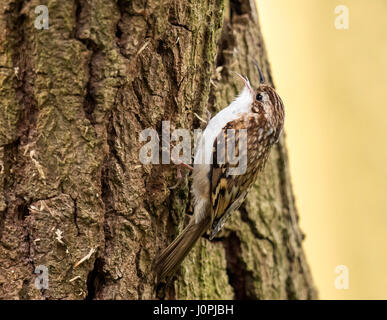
[[169, 160, 193, 190]]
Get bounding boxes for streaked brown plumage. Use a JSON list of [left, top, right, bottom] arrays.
[[155, 65, 285, 282]]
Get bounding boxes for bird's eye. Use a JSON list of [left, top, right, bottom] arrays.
[[256, 93, 263, 101]]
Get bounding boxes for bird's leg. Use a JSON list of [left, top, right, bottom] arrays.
[[194, 112, 207, 124], [194, 109, 212, 125], [169, 159, 193, 190]]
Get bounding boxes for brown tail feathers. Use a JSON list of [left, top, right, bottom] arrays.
[[155, 216, 211, 282]]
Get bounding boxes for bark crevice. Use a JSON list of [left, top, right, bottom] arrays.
[[86, 257, 105, 300], [0, 0, 316, 300], [223, 232, 253, 299]]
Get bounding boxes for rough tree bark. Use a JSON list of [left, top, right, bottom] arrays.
[[0, 0, 317, 299]]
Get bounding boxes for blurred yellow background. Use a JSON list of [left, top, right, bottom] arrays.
[[257, 0, 387, 299]]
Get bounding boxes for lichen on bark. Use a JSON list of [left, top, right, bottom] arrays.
[[0, 0, 316, 300]]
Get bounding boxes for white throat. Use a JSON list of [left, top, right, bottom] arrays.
[[194, 86, 254, 165]]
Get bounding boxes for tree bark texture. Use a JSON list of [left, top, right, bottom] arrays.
[[0, 0, 317, 299]]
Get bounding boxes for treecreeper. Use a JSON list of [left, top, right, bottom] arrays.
[[155, 63, 285, 282]]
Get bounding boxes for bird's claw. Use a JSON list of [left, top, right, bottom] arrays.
[[169, 161, 193, 190]]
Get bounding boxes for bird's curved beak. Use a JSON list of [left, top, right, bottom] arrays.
[[253, 59, 265, 84]]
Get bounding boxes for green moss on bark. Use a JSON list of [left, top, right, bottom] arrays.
[[0, 0, 316, 300]]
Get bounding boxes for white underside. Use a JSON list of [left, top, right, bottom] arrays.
[[192, 85, 254, 223]]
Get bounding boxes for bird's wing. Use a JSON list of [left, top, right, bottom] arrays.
[[210, 190, 247, 239], [209, 112, 264, 238]]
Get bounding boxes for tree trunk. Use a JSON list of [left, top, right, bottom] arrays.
[[0, 0, 317, 299]]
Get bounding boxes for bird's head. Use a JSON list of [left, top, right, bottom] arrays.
[[233, 62, 285, 139]]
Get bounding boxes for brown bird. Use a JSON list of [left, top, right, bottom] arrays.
[[155, 63, 285, 282]]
